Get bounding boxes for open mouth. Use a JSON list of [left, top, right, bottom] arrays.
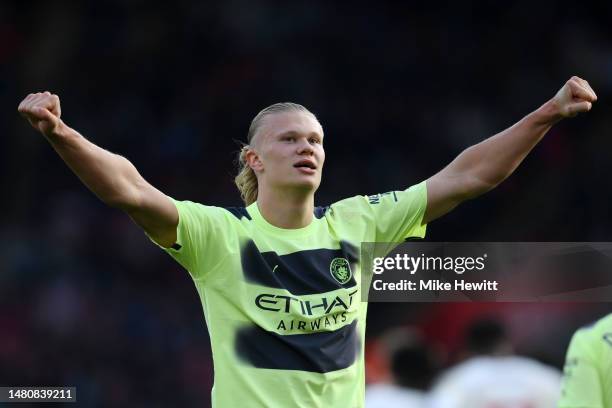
[[293, 160, 316, 175], [293, 160, 317, 170]]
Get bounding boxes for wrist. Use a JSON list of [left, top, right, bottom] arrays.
[[45, 120, 75, 144], [532, 99, 564, 126]]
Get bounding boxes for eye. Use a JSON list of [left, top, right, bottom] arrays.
[[309, 137, 321, 144], [283, 135, 295, 142]]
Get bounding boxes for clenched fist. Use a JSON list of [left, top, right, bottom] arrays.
[[552, 76, 597, 118], [17, 91, 63, 137]]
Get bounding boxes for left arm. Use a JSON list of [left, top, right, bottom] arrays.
[[424, 76, 597, 224]]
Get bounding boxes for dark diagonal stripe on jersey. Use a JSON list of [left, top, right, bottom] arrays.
[[313, 206, 330, 219], [224, 207, 252, 220], [235, 320, 360, 373], [241, 240, 358, 295]]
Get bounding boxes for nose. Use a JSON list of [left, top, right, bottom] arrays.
[[296, 140, 314, 155]]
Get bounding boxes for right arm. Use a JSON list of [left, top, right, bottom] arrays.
[[18, 91, 178, 248]]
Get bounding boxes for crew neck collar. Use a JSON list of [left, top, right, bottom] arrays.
[[246, 201, 318, 237]]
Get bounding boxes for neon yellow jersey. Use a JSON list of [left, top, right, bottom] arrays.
[[148, 182, 427, 408], [559, 313, 612, 408]]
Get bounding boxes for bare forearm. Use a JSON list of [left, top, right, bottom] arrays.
[[46, 120, 145, 209], [448, 100, 559, 197], [18, 91, 178, 245], [421, 77, 596, 224]]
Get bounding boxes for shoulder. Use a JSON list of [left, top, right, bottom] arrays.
[[322, 182, 428, 218], [173, 199, 246, 219], [572, 313, 612, 355], [223, 206, 253, 221], [593, 312, 612, 333], [172, 200, 254, 233], [573, 314, 612, 342], [324, 195, 371, 218], [317, 196, 375, 232]]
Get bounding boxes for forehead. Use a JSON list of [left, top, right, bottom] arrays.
[[257, 111, 323, 142]]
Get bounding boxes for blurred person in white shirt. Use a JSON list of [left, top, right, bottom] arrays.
[[429, 318, 561, 408]]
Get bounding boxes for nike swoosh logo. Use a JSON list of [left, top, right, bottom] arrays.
[[272, 265, 279, 273]]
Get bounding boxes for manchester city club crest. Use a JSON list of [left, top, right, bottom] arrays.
[[330, 257, 352, 284]]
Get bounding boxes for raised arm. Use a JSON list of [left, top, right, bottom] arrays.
[[424, 76, 598, 224], [18, 92, 178, 247]]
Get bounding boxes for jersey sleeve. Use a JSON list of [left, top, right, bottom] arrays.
[[327, 181, 428, 243], [558, 329, 604, 408], [146, 198, 233, 281], [366, 181, 428, 242]]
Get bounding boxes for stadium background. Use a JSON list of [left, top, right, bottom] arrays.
[[1, 1, 611, 406]]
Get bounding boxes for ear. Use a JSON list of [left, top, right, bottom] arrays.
[[246, 148, 264, 172]]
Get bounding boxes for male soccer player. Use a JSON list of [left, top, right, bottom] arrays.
[[558, 313, 612, 408], [17, 76, 596, 407]]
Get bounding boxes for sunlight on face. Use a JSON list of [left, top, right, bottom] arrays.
[[250, 111, 325, 193]]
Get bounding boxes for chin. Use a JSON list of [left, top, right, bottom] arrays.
[[284, 178, 320, 193]]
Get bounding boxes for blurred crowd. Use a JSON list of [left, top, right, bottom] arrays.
[[367, 317, 563, 408], [1, 0, 611, 406]]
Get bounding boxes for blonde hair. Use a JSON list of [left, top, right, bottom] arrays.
[[235, 102, 315, 205]]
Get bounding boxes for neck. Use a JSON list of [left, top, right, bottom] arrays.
[[256, 186, 315, 229]]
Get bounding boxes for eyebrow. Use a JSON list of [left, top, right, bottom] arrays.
[[277, 130, 323, 139]]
